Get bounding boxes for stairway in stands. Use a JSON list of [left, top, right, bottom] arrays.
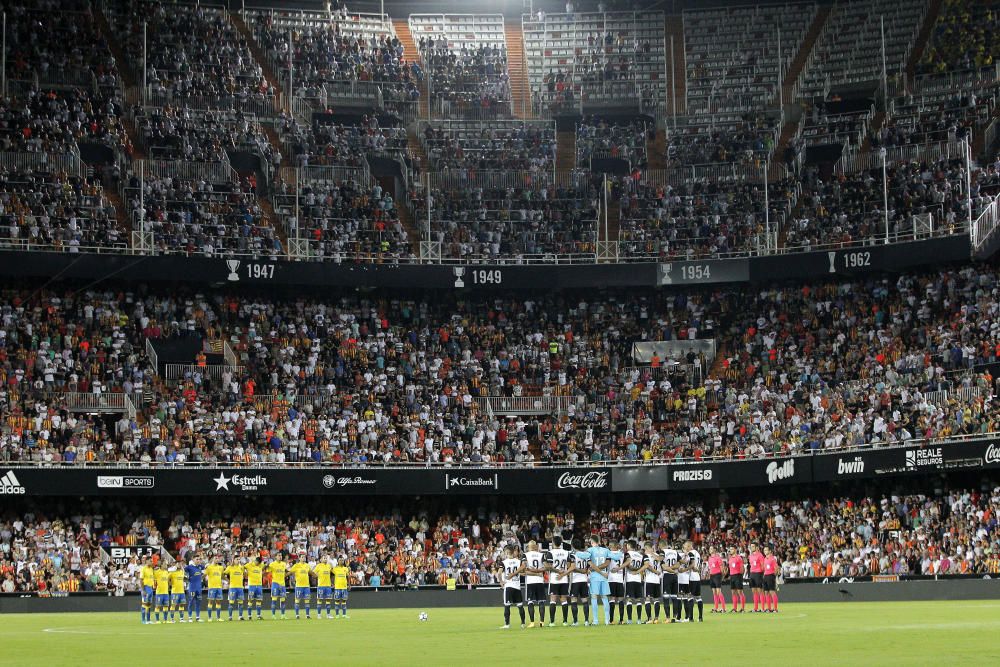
[[556, 130, 576, 172], [505, 23, 531, 119], [394, 19, 429, 119], [781, 5, 831, 105], [599, 189, 620, 247], [384, 174, 422, 250], [664, 16, 686, 116], [906, 0, 944, 85], [647, 130, 667, 170], [230, 11, 284, 106]]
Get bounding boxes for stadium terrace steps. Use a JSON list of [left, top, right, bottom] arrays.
[[784, 5, 831, 104], [94, 3, 138, 89], [505, 24, 531, 119], [556, 130, 576, 172], [385, 175, 421, 249], [599, 190, 620, 245], [664, 16, 686, 115], [262, 126, 292, 170], [230, 11, 284, 111], [393, 19, 429, 119], [406, 131, 428, 173], [647, 130, 668, 170], [257, 197, 288, 256], [859, 111, 887, 154], [104, 190, 132, 240], [121, 118, 147, 160], [906, 0, 944, 83]]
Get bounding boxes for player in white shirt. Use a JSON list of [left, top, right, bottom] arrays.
[[545, 535, 571, 627], [682, 541, 704, 622], [498, 545, 526, 629], [523, 541, 547, 628], [643, 542, 663, 623], [624, 540, 647, 624], [607, 540, 626, 624], [567, 538, 591, 626], [659, 539, 681, 622]]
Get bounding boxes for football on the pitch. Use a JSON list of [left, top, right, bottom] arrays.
[[418, 612, 428, 622]]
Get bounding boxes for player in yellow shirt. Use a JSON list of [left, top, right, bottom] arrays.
[[246, 557, 265, 620], [313, 557, 334, 619], [333, 557, 352, 619], [204, 556, 225, 622], [140, 557, 155, 624], [153, 566, 171, 624], [225, 559, 246, 621], [289, 555, 313, 620], [169, 566, 187, 623], [267, 557, 288, 619]]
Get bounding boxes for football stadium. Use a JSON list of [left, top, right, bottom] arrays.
[[2, 0, 1000, 664]]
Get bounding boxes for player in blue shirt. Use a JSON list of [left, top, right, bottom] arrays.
[[184, 556, 205, 622], [576, 535, 622, 626]]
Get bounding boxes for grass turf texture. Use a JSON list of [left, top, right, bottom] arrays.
[[1, 601, 999, 665]]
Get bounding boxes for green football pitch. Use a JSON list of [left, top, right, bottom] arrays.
[[1, 601, 999, 666]]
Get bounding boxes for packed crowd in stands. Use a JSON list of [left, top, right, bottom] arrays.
[[576, 117, 648, 168], [615, 177, 791, 259], [421, 121, 556, 172], [414, 180, 598, 259], [251, 12, 422, 100], [5, 0, 120, 91], [0, 170, 124, 251], [5, 483, 1000, 592], [125, 174, 282, 256], [785, 156, 997, 250], [918, 0, 1000, 75], [666, 114, 779, 166], [0, 265, 996, 466], [135, 107, 271, 163], [419, 38, 511, 117], [0, 88, 127, 154], [111, 0, 274, 104], [279, 114, 408, 168], [272, 176, 410, 260]]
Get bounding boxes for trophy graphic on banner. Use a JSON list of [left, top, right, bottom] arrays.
[[226, 259, 241, 282], [453, 267, 465, 288]]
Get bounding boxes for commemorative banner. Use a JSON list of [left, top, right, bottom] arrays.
[[2, 438, 997, 496], [100, 544, 163, 567], [0, 235, 969, 291]]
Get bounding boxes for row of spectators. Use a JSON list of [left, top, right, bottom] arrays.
[[420, 121, 556, 172], [0, 264, 997, 465], [0, 88, 126, 155], [419, 39, 511, 117], [918, 0, 1000, 76], [4, 484, 999, 591]]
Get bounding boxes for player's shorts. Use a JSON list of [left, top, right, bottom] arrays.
[[207, 588, 223, 600], [678, 582, 690, 596], [548, 583, 569, 597], [570, 581, 589, 599], [526, 582, 547, 603], [609, 581, 625, 598], [317, 586, 332, 599], [247, 585, 263, 600], [334, 589, 349, 600], [294, 586, 311, 599], [762, 575, 776, 592], [589, 577, 611, 597], [689, 580, 702, 597], [228, 588, 245, 601], [661, 573, 679, 597], [626, 581, 644, 599], [142, 586, 154, 603], [503, 587, 524, 606], [644, 581, 662, 599], [729, 575, 744, 590], [187, 589, 202, 600], [271, 584, 287, 597], [750, 572, 764, 588], [171, 593, 186, 605], [155, 594, 170, 606], [710, 573, 723, 588]]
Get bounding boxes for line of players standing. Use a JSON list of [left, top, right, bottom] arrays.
[[497, 536, 781, 628]]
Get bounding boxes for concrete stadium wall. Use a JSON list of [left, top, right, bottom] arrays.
[[3, 580, 999, 614]]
